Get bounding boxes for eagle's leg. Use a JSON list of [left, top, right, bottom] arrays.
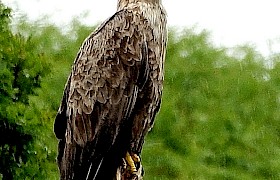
[[125, 152, 140, 174]]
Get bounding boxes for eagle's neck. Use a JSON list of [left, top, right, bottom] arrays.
[[117, 0, 161, 11], [117, 0, 166, 41]]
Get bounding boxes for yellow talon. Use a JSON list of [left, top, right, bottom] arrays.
[[125, 152, 138, 173], [132, 153, 140, 163]]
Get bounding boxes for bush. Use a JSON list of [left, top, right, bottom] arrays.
[[0, 3, 50, 179]]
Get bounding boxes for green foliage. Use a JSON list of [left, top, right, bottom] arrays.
[[2, 3, 280, 179], [143, 29, 280, 179], [0, 2, 50, 179], [7, 16, 94, 179]]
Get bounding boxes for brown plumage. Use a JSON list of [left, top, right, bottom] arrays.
[[54, 0, 167, 179]]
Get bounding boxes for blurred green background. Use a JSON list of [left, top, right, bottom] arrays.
[[1, 2, 280, 179]]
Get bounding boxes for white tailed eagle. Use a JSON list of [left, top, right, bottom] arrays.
[[54, 0, 167, 179]]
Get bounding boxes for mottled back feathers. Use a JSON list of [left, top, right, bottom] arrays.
[[55, 9, 154, 146]]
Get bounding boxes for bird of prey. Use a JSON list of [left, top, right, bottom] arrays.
[[54, 0, 167, 179]]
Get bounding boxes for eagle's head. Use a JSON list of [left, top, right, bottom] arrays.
[[117, 0, 161, 10]]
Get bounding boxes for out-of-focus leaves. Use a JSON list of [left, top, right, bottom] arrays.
[[2, 10, 95, 179], [144, 29, 280, 179], [0, 2, 51, 179]]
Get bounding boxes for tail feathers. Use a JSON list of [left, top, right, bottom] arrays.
[[86, 158, 104, 180], [58, 144, 128, 180], [58, 141, 104, 180], [87, 154, 121, 180]]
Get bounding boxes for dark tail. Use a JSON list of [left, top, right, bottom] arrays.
[[57, 139, 105, 180], [86, 158, 103, 180], [57, 135, 127, 180], [86, 145, 126, 180]]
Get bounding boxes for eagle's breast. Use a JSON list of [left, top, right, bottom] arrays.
[[137, 2, 167, 88]]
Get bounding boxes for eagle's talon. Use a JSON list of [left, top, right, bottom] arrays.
[[132, 153, 140, 163], [125, 152, 140, 173]]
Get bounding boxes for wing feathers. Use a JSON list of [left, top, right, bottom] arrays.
[[137, 42, 149, 90], [54, 75, 71, 139], [55, 9, 151, 146]]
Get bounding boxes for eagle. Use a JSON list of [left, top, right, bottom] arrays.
[[54, 0, 167, 179]]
